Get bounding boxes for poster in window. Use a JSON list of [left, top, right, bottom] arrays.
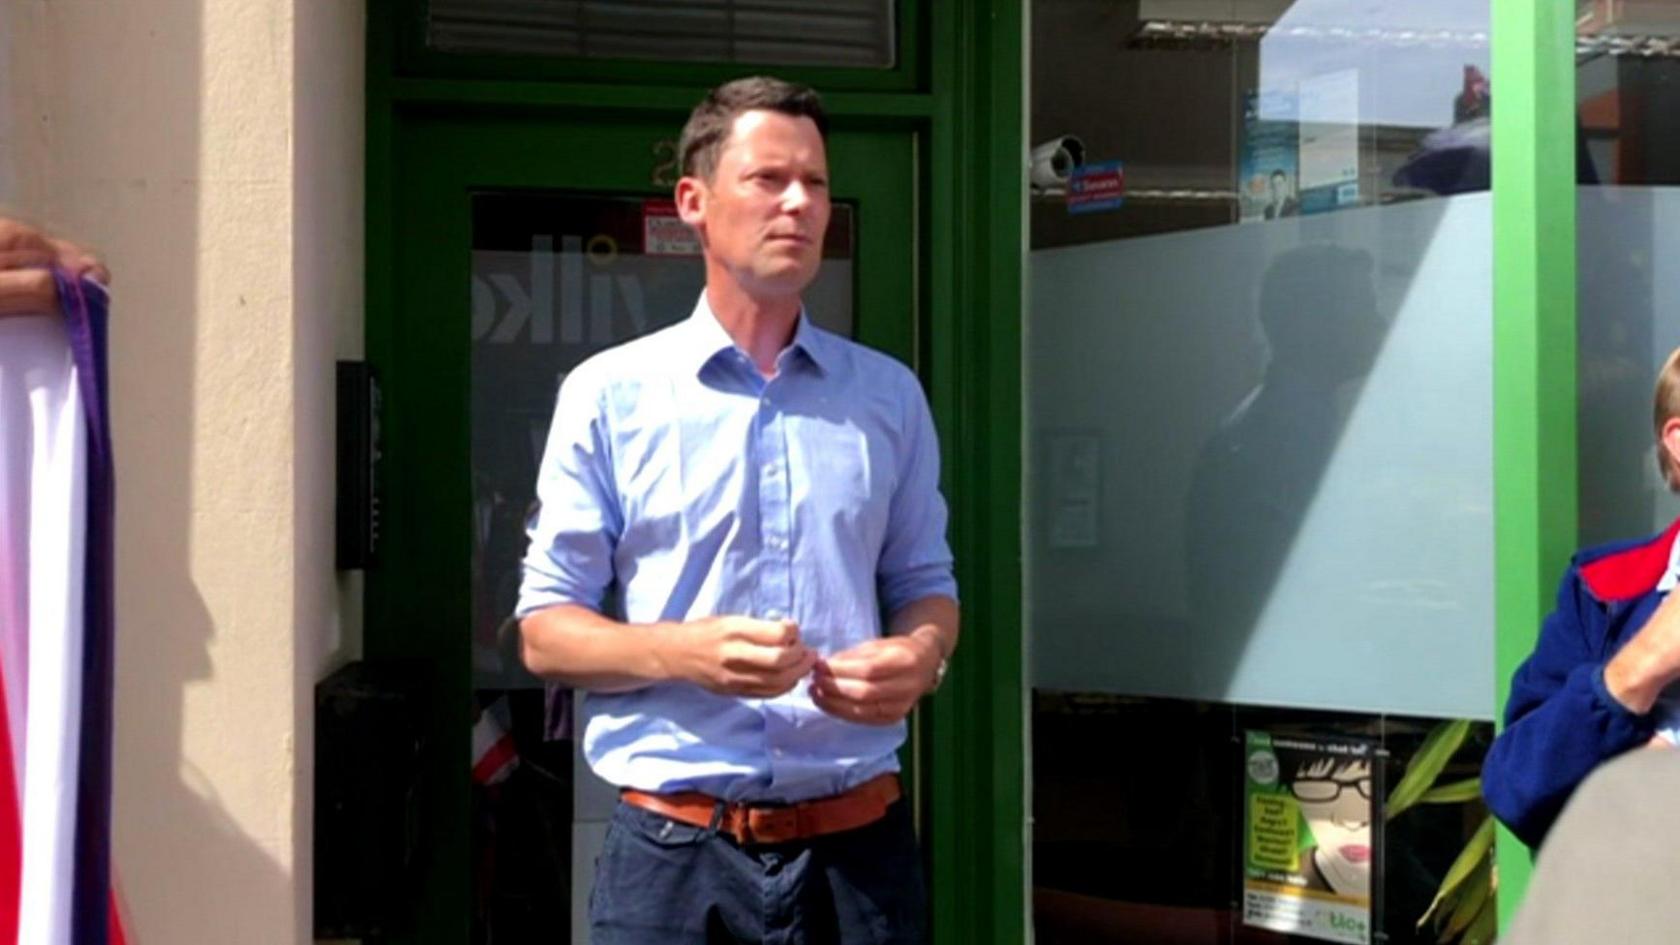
[[1238, 89, 1301, 222], [1242, 730, 1383, 945], [1297, 69, 1362, 215]]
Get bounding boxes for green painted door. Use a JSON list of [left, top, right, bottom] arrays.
[[368, 109, 920, 943]]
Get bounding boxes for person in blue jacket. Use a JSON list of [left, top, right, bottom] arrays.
[[1484, 345, 1680, 847]]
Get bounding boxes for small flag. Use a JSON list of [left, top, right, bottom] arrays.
[[0, 272, 123, 944], [471, 696, 520, 787]]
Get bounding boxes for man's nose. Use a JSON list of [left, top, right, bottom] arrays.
[[783, 181, 813, 213]]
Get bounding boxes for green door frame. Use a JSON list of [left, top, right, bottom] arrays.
[[924, 5, 1026, 944], [364, 3, 1028, 943], [1490, 0, 1577, 922]]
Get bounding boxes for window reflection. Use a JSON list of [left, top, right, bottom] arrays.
[[1578, 1, 1680, 186], [1575, 2, 1680, 550], [1184, 244, 1384, 700], [1031, 0, 1491, 250], [1028, 0, 1497, 941]]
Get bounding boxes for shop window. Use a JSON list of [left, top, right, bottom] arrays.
[[1026, 1, 1498, 941]]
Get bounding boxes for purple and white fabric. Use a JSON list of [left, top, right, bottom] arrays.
[[0, 272, 122, 944]]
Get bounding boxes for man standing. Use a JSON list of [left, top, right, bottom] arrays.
[[517, 77, 958, 944]]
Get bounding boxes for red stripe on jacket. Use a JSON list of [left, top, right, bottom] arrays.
[[1580, 517, 1680, 602]]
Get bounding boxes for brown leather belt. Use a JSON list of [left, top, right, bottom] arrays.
[[621, 773, 901, 846]]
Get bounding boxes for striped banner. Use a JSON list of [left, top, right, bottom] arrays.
[[0, 273, 123, 944]]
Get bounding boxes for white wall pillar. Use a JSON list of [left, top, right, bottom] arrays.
[[5, 1, 364, 940]]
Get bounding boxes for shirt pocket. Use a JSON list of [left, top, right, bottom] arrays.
[[794, 420, 894, 553]]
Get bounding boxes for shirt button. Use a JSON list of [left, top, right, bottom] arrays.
[[772, 748, 786, 758]]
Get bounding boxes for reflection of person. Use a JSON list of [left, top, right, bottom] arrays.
[[1186, 245, 1381, 697], [1484, 346, 1680, 848], [0, 216, 110, 315], [1263, 169, 1299, 219], [1290, 758, 1373, 897], [517, 77, 958, 943]]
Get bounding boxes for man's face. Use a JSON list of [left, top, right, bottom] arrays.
[[679, 109, 831, 298], [1269, 172, 1288, 202]]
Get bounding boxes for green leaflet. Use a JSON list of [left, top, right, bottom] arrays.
[[1388, 719, 1471, 820], [1419, 777, 1484, 806], [1437, 855, 1493, 941], [1459, 897, 1497, 945], [1418, 816, 1495, 930]]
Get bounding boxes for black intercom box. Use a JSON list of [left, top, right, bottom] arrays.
[[313, 659, 430, 939], [336, 361, 381, 570]]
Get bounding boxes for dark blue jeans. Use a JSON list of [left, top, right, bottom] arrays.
[[589, 797, 928, 944]]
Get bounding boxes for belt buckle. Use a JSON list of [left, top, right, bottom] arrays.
[[745, 805, 800, 845]]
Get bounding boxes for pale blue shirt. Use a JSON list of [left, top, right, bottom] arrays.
[[517, 295, 957, 802]]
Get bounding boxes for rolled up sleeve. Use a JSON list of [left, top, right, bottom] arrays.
[[877, 376, 958, 615], [517, 366, 622, 618]]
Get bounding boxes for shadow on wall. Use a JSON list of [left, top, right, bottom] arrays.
[[1184, 242, 1386, 700], [5, 1, 297, 940]]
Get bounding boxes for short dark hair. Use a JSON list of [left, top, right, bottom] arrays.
[[678, 76, 829, 180]]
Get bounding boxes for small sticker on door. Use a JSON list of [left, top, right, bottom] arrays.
[[643, 200, 701, 256], [1067, 161, 1125, 215]]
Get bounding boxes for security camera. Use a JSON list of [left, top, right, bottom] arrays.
[[1030, 135, 1086, 189]]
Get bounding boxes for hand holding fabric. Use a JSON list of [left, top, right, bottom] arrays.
[[0, 218, 110, 317]]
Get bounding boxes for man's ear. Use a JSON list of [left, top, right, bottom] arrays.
[[1662, 416, 1680, 487], [675, 175, 706, 228]]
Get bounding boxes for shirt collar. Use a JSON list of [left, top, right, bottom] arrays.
[[678, 293, 832, 378], [1661, 525, 1680, 593]]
